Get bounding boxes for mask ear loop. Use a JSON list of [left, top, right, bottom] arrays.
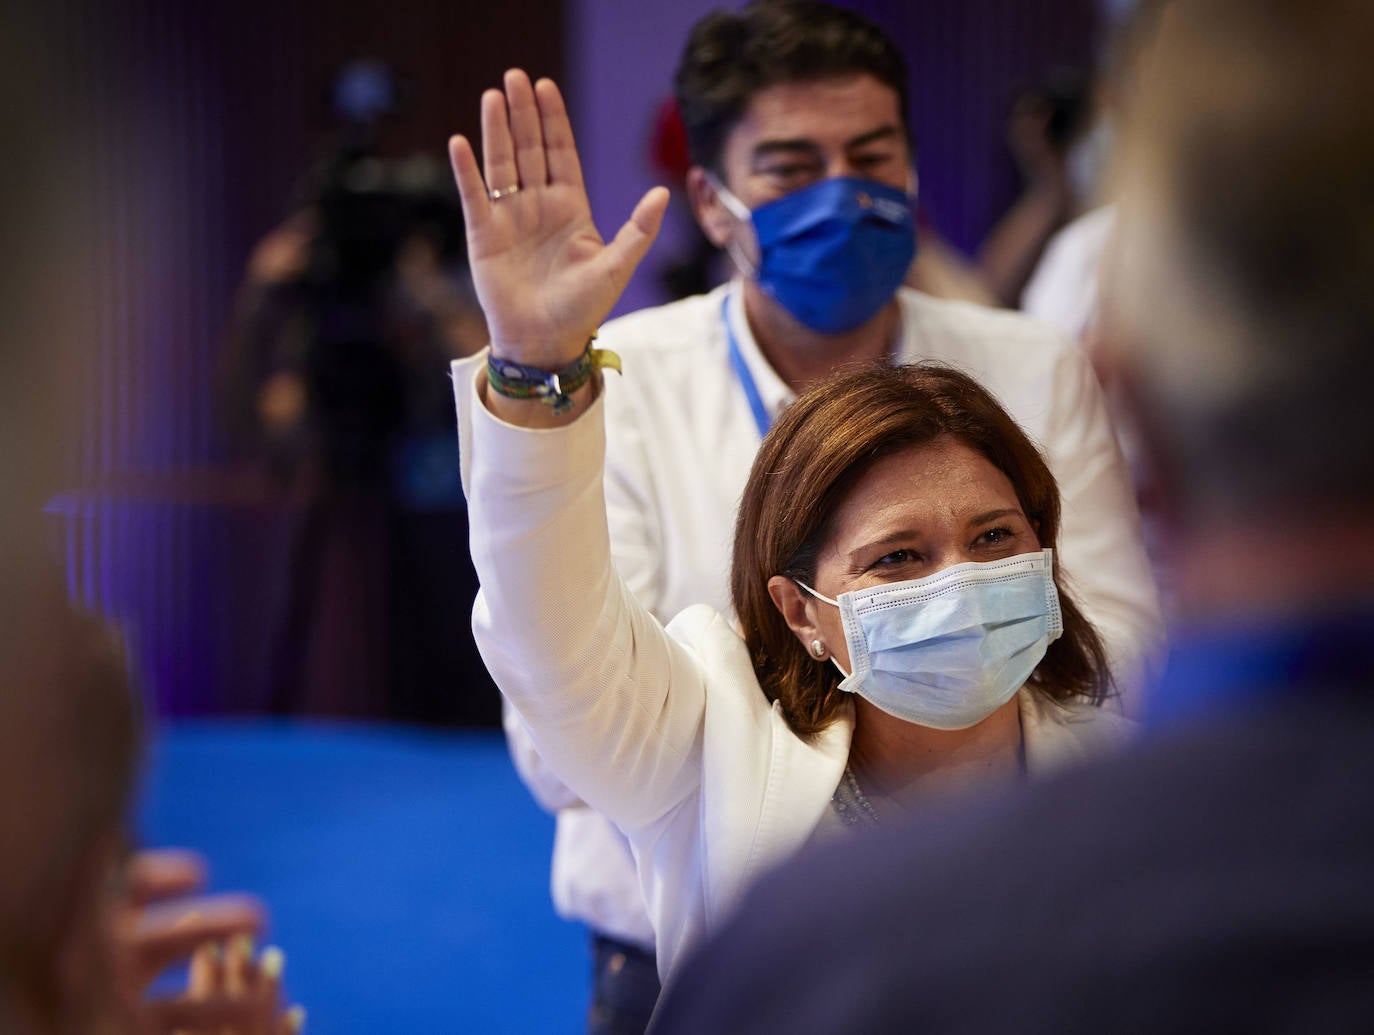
[[704, 171, 759, 278], [794, 580, 852, 680], [794, 579, 838, 606]]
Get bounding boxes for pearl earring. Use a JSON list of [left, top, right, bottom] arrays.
[[810, 639, 827, 658]]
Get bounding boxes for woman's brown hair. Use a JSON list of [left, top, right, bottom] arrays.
[[730, 362, 1112, 737]]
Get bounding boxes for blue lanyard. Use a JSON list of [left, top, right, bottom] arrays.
[[722, 294, 773, 437]]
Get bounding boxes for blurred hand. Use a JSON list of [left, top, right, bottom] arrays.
[[257, 372, 307, 431], [247, 212, 317, 286], [1007, 96, 1067, 187], [112, 848, 303, 1034], [447, 69, 668, 370], [151, 937, 303, 1035]]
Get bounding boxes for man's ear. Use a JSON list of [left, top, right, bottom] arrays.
[[767, 575, 823, 650], [687, 166, 733, 248]]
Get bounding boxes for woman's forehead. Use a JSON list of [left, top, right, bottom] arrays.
[[825, 440, 1021, 547]]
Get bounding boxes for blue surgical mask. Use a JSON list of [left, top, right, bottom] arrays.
[[711, 175, 917, 334], [798, 550, 1063, 730]]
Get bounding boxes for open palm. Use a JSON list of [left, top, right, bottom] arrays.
[[449, 70, 668, 371]]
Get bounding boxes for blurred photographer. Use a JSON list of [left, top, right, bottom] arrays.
[[224, 61, 492, 724]]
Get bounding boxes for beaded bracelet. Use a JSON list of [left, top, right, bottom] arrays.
[[486, 337, 622, 415]]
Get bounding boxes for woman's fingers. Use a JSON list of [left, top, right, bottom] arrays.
[[600, 187, 671, 287], [258, 945, 284, 998], [456, 70, 580, 226], [155, 941, 294, 1035], [123, 848, 206, 907], [180, 939, 223, 1033], [480, 87, 518, 201], [446, 70, 662, 358], [504, 69, 548, 191], [187, 941, 220, 996], [535, 77, 584, 193], [448, 135, 489, 230], [627, 186, 672, 240], [132, 895, 264, 982], [259, 946, 299, 1034], [224, 934, 254, 997]]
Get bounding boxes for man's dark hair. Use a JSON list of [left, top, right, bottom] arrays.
[[673, 0, 910, 174]]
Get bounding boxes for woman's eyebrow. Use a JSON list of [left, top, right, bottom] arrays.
[[967, 508, 1023, 527], [846, 528, 925, 561]]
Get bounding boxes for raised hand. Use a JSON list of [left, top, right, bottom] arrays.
[[448, 70, 668, 372]]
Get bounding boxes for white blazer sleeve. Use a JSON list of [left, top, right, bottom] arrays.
[[603, 388, 669, 621], [454, 354, 705, 831], [501, 699, 584, 813], [500, 365, 674, 819]]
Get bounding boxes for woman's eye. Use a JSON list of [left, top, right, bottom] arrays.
[[976, 527, 1015, 547], [875, 548, 919, 567]]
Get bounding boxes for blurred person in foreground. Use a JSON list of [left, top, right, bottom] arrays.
[[1, 18, 299, 1027], [448, 66, 1137, 1004], [496, 4, 1163, 1029], [653, 1, 1374, 1030], [0, 551, 303, 1033]]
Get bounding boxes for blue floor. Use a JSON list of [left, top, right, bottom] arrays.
[[137, 720, 588, 1033]]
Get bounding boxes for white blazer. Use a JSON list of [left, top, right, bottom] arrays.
[[454, 355, 1134, 980]]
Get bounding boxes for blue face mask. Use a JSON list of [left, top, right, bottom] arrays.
[[712, 175, 918, 334], [798, 550, 1063, 731]]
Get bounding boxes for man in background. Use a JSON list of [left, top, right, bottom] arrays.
[[653, 1, 1374, 1028], [501, 2, 1162, 1030]]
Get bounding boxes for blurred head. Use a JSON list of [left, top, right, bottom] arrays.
[[731, 364, 1110, 737], [0, 556, 142, 1032], [1105, 0, 1374, 526]]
